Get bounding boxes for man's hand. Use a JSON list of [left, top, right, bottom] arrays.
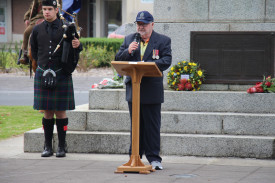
[[128, 41, 139, 54], [25, 20, 30, 27], [72, 37, 80, 48]]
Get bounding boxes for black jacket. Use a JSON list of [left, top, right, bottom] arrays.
[[30, 18, 82, 75], [30, 19, 63, 68]]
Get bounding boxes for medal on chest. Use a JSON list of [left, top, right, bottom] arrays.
[[153, 49, 159, 59], [152, 49, 156, 59], [156, 50, 159, 59]]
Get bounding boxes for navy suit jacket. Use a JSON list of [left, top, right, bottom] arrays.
[[115, 31, 172, 104]]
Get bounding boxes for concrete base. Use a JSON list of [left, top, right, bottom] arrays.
[[24, 128, 275, 159]]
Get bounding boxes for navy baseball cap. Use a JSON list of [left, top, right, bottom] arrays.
[[135, 11, 154, 23]]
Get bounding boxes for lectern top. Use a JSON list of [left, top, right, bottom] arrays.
[[111, 61, 162, 77]]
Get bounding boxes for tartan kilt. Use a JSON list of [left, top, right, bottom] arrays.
[[33, 67, 75, 111]]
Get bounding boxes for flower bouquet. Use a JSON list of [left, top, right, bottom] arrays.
[[167, 60, 205, 91], [91, 71, 123, 89], [247, 76, 275, 93]]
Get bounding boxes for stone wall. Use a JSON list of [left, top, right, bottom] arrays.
[[154, 0, 274, 23], [152, 0, 275, 65]]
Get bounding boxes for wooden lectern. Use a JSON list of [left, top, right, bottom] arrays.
[[111, 61, 162, 174]]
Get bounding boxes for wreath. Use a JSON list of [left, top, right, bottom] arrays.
[[167, 60, 205, 91]]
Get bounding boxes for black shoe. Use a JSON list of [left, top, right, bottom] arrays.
[[41, 146, 53, 157], [56, 147, 66, 157]]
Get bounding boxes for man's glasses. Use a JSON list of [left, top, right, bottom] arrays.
[[136, 22, 151, 27]]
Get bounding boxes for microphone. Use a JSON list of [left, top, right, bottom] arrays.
[[131, 33, 141, 56]]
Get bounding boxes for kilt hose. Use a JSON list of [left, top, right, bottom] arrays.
[[34, 67, 75, 111]]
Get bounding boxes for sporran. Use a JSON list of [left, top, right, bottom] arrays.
[[41, 69, 57, 89]]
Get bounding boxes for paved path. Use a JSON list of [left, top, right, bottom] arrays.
[[1, 135, 275, 183]]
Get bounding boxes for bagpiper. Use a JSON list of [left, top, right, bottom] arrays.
[[30, 0, 82, 158]]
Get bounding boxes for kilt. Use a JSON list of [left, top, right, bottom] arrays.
[[33, 66, 75, 111]]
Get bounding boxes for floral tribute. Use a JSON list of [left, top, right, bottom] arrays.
[[91, 71, 123, 89], [112, 72, 123, 83], [167, 60, 205, 91], [247, 76, 275, 93]]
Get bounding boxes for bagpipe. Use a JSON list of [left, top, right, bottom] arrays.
[[54, 0, 82, 75]]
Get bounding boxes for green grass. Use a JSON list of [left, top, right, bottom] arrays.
[[0, 106, 43, 140]]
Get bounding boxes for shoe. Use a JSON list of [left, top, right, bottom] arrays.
[[56, 147, 66, 158], [150, 161, 163, 170], [41, 146, 53, 157]]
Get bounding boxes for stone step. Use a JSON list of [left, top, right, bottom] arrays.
[[24, 128, 275, 159], [67, 106, 275, 136], [89, 89, 275, 113]]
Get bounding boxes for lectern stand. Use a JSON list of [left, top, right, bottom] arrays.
[[111, 61, 162, 174]]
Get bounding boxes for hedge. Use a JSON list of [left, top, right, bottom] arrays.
[[80, 37, 124, 53]]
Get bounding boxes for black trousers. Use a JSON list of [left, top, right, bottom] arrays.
[[128, 102, 162, 163]]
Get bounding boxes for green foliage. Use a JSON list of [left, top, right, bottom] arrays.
[[0, 39, 123, 72], [0, 42, 29, 73], [79, 37, 123, 69], [80, 37, 123, 53], [266, 85, 275, 93], [78, 45, 116, 70], [0, 106, 43, 140], [112, 69, 123, 82], [262, 76, 275, 93]]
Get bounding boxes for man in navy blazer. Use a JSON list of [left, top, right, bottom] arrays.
[[115, 11, 172, 170]]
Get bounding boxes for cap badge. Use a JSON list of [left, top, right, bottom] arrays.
[[139, 12, 145, 20]]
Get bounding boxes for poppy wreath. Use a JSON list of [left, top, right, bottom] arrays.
[[167, 61, 205, 91]]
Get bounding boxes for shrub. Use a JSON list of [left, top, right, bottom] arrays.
[[80, 37, 123, 53], [0, 39, 121, 72], [78, 45, 116, 70], [0, 43, 28, 73]]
